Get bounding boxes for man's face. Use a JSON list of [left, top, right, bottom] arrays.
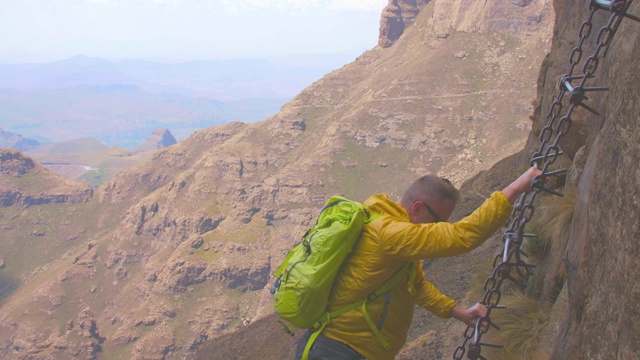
[[409, 198, 456, 224]]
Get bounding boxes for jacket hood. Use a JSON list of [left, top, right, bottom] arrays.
[[364, 193, 409, 221]]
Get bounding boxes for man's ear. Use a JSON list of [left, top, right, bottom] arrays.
[[410, 201, 420, 215]]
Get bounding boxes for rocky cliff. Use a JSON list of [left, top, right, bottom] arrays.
[[0, 0, 557, 359], [378, 0, 428, 47], [531, 1, 640, 358], [0, 149, 93, 207], [135, 128, 178, 153]]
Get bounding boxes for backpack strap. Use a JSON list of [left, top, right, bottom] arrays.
[[301, 319, 328, 360], [360, 262, 414, 349], [273, 243, 298, 279], [301, 262, 415, 359]]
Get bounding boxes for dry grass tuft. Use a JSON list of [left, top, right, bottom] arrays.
[[524, 220, 549, 260], [539, 187, 576, 253], [482, 293, 548, 360], [525, 187, 577, 260]]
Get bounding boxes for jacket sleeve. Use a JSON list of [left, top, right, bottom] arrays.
[[379, 191, 513, 261], [413, 261, 456, 318]]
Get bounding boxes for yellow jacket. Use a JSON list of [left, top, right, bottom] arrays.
[[322, 191, 513, 359]]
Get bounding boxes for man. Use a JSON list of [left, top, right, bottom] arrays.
[[295, 166, 542, 360]]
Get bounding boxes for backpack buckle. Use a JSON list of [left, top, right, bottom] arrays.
[[270, 277, 281, 294]]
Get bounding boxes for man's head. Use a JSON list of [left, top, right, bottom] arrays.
[[400, 175, 459, 224]]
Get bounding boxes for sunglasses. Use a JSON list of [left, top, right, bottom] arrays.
[[418, 201, 443, 223]]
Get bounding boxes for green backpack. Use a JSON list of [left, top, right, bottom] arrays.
[[271, 196, 414, 359], [271, 196, 374, 328]]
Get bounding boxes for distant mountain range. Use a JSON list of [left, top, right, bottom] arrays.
[[0, 54, 353, 100], [0, 128, 40, 151], [0, 54, 353, 148]]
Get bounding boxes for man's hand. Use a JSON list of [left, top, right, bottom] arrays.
[[450, 303, 488, 328], [502, 166, 543, 204]]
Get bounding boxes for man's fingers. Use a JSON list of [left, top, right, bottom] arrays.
[[474, 303, 488, 317]]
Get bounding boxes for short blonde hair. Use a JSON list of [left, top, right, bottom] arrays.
[[401, 175, 459, 205]]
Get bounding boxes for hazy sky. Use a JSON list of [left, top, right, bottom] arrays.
[[0, 0, 389, 63]]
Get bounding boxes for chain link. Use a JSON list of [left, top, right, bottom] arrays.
[[453, 1, 637, 359]]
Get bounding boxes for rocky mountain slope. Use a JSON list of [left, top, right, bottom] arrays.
[[25, 134, 167, 188], [135, 128, 177, 153], [0, 149, 92, 207], [0, 0, 555, 359], [0, 149, 94, 312]]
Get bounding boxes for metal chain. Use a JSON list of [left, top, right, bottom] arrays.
[[453, 1, 638, 359]]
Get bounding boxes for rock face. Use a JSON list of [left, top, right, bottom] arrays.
[[528, 1, 640, 358], [0, 149, 93, 207], [135, 128, 177, 152], [379, 0, 549, 48], [378, 0, 427, 48], [0, 149, 36, 176], [0, 128, 40, 151]]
